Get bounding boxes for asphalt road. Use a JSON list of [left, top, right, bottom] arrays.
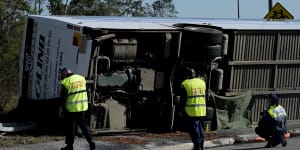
[[1, 125, 299, 150], [0, 136, 298, 150], [207, 136, 300, 150]]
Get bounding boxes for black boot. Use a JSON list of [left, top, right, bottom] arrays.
[[264, 142, 272, 148], [282, 140, 287, 147], [200, 142, 204, 150], [264, 138, 273, 148], [90, 142, 96, 150], [281, 134, 287, 147], [193, 142, 202, 150], [271, 136, 280, 147], [61, 145, 73, 150], [193, 142, 200, 150]]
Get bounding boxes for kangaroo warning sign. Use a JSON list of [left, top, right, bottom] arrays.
[[264, 2, 294, 20]]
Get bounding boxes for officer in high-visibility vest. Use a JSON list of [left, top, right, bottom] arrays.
[[180, 67, 206, 150], [255, 93, 287, 148], [59, 68, 95, 150]]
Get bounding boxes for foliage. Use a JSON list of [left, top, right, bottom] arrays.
[[0, 0, 31, 114], [48, 0, 66, 15], [0, 134, 64, 147], [146, 0, 177, 17], [47, 0, 177, 17], [119, 0, 147, 16], [30, 0, 48, 15]]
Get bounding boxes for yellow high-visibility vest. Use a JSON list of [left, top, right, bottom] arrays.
[[61, 74, 88, 112], [181, 78, 206, 117], [268, 105, 287, 131], [268, 105, 287, 119]]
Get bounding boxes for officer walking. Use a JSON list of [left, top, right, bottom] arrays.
[[255, 93, 287, 148], [59, 68, 96, 150], [179, 67, 207, 150]]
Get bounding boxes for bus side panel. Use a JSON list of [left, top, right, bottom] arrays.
[[19, 17, 92, 100]]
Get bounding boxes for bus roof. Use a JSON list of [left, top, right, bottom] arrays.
[[30, 15, 300, 30]]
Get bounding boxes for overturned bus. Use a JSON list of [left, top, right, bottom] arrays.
[[18, 15, 300, 132]]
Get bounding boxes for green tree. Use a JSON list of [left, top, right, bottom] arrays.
[[146, 0, 177, 17], [119, 0, 146, 16], [0, 0, 31, 114], [48, 0, 66, 15], [31, 0, 47, 14], [65, 0, 121, 16], [51, 0, 177, 17]]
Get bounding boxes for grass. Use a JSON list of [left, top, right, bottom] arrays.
[[0, 95, 19, 115], [0, 133, 64, 147]]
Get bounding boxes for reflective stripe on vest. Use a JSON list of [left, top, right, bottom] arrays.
[[61, 74, 88, 112], [268, 105, 287, 120], [268, 105, 287, 131], [181, 78, 206, 117]]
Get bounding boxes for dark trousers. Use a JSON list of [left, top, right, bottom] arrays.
[[187, 116, 205, 146], [255, 126, 286, 145], [64, 111, 94, 146]]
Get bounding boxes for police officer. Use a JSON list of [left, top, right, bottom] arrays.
[[255, 93, 287, 148], [59, 68, 96, 150], [180, 67, 207, 150]]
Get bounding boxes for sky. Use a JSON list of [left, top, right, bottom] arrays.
[[172, 0, 300, 20], [42, 0, 299, 20]]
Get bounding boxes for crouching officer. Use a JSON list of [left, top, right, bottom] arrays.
[[180, 67, 207, 150], [255, 93, 287, 148], [59, 68, 96, 150]]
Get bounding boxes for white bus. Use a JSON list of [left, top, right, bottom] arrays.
[[19, 15, 300, 132]]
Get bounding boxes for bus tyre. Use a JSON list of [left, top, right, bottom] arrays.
[[183, 26, 223, 45]]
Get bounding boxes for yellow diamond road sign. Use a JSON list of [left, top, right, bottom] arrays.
[[264, 2, 294, 20]]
